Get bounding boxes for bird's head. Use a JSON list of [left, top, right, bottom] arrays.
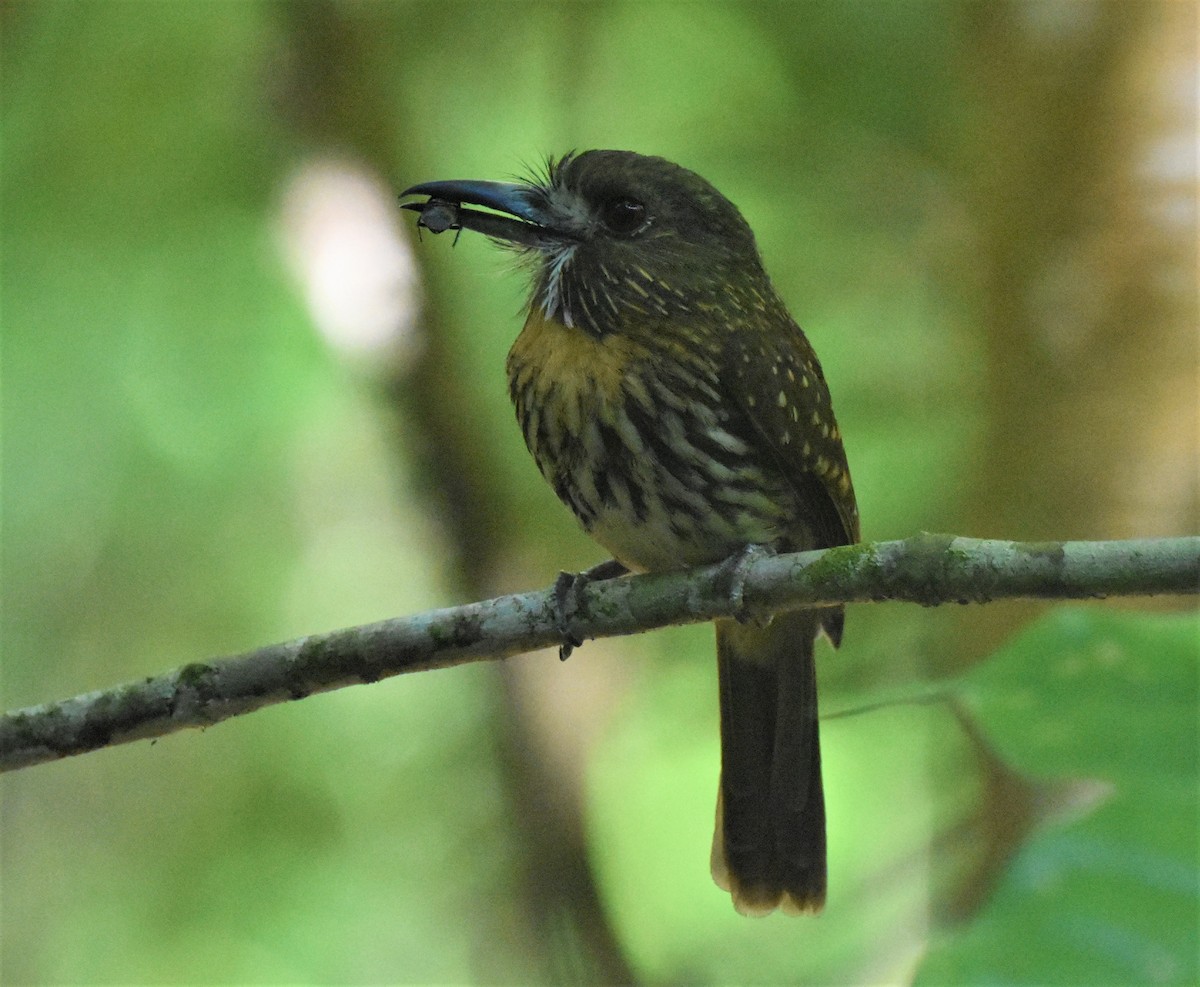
[[401, 150, 776, 337]]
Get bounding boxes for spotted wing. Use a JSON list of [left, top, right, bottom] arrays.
[[720, 325, 860, 554]]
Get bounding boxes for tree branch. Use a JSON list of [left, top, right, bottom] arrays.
[[3, 534, 1196, 773]]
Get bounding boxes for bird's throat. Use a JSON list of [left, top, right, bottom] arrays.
[[507, 307, 644, 419]]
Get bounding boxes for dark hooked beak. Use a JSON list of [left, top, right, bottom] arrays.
[[400, 179, 570, 249]]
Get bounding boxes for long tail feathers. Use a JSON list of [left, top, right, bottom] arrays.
[[711, 610, 829, 916]]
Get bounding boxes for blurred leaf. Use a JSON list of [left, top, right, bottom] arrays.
[[917, 609, 1199, 986], [588, 609, 1196, 984]]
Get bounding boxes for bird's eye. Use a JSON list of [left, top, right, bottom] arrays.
[[600, 197, 647, 235]]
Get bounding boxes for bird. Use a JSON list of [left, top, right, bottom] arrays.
[[401, 150, 859, 916]]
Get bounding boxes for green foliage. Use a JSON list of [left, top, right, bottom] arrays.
[[3, 2, 1192, 984], [589, 610, 1198, 985], [918, 610, 1199, 986], [4, 4, 527, 983]]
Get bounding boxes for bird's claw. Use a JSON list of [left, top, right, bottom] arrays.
[[552, 559, 629, 661], [554, 571, 585, 661], [719, 543, 776, 624]]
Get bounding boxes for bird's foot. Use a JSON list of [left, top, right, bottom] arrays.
[[718, 543, 777, 624], [553, 559, 629, 661]]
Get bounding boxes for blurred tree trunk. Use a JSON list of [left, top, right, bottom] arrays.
[[272, 3, 635, 982], [916, 0, 1199, 930], [952, 0, 1197, 648], [957, 0, 1196, 542]]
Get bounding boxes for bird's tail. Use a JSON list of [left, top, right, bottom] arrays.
[[711, 609, 830, 916]]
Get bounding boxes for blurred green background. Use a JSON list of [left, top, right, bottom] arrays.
[[2, 1, 1196, 984]]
